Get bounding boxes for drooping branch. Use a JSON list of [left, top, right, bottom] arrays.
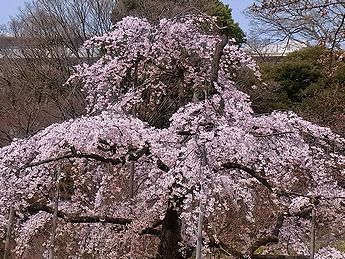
[[24, 154, 77, 168], [26, 203, 161, 236], [27, 204, 131, 225], [24, 145, 150, 169], [222, 162, 344, 203], [24, 152, 124, 168], [275, 190, 326, 200], [222, 162, 273, 192]]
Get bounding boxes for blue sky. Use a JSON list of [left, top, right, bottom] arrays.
[[0, 0, 27, 24], [0, 0, 253, 32], [224, 0, 254, 33]]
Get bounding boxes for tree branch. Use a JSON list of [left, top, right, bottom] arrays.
[[157, 158, 170, 172], [329, 13, 345, 66], [24, 145, 150, 168], [27, 204, 131, 225], [222, 162, 273, 192], [26, 203, 161, 236], [211, 33, 228, 84]]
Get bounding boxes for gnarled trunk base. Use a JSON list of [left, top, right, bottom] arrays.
[[156, 208, 184, 259]]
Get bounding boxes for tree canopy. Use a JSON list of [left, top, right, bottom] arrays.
[[0, 14, 344, 259]]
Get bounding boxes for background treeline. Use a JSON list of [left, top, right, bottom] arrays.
[[239, 46, 345, 135], [0, 0, 243, 146]]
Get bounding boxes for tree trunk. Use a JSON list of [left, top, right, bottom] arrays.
[[310, 206, 316, 259], [129, 160, 135, 199], [196, 143, 207, 259], [156, 207, 184, 259], [3, 206, 14, 259], [49, 172, 59, 259], [195, 206, 204, 259]]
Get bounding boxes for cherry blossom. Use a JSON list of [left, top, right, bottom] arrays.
[[0, 15, 344, 258]]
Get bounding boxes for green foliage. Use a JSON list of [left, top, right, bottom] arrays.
[[270, 62, 320, 101], [239, 46, 345, 133], [115, 0, 245, 44], [262, 47, 325, 102], [334, 240, 345, 252], [253, 246, 264, 255], [207, 1, 245, 44]]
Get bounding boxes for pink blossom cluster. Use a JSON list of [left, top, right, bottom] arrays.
[[0, 15, 344, 258]]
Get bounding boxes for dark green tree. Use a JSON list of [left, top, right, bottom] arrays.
[[239, 46, 345, 135], [112, 0, 245, 44]]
